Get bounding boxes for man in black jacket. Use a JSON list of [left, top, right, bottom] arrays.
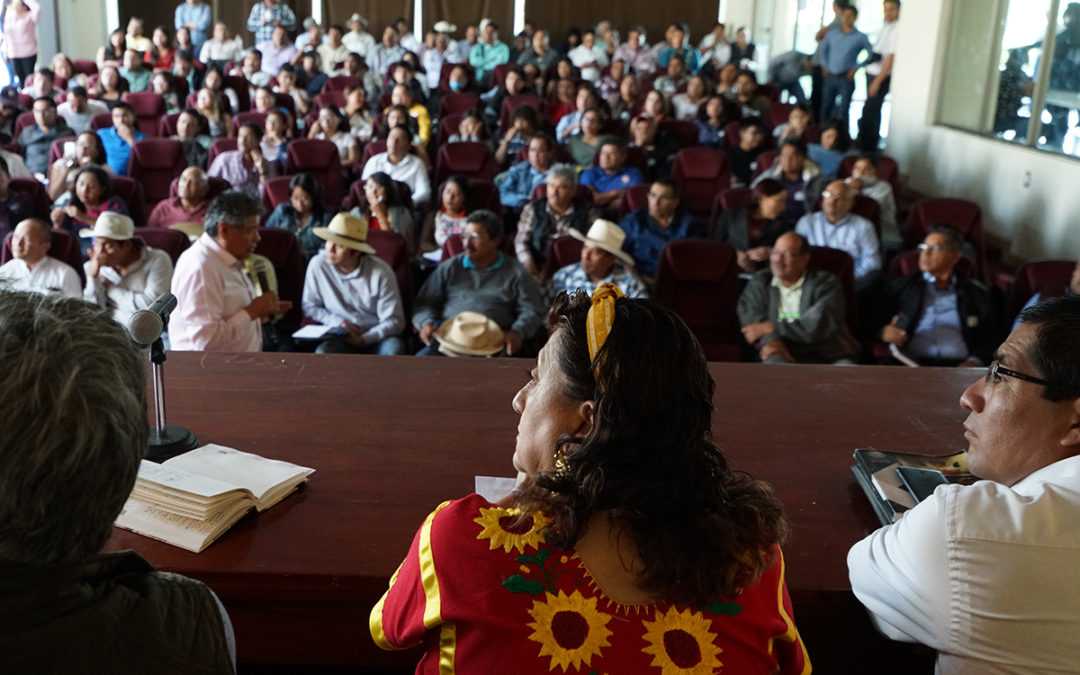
[[878, 226, 996, 366]]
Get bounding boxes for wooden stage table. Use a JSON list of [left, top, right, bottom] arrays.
[[108, 352, 973, 672]]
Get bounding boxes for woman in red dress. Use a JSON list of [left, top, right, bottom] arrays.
[[372, 287, 811, 674]]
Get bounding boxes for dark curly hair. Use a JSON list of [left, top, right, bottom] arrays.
[[513, 291, 790, 604]]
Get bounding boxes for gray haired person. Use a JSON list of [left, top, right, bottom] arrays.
[[0, 291, 235, 672]]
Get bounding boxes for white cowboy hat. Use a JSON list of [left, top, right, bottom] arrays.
[[348, 13, 369, 27], [433, 20, 457, 34], [79, 211, 135, 240], [435, 311, 505, 357], [569, 219, 635, 267], [313, 213, 376, 254]]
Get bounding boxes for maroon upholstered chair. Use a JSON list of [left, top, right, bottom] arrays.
[[469, 178, 500, 211], [206, 138, 237, 167], [653, 238, 742, 362], [851, 194, 882, 240], [284, 139, 344, 209], [541, 234, 585, 281], [658, 119, 700, 149], [254, 228, 303, 324], [233, 111, 268, 136], [128, 138, 187, 206], [808, 245, 858, 334], [764, 102, 794, 130], [122, 91, 166, 136], [135, 227, 190, 265], [438, 92, 481, 118], [89, 112, 113, 132], [13, 111, 35, 141], [72, 59, 98, 76], [109, 175, 146, 227], [261, 175, 293, 221], [9, 177, 51, 220], [323, 75, 360, 92], [710, 187, 754, 226], [620, 183, 650, 217], [753, 149, 779, 180], [365, 228, 414, 316], [48, 135, 77, 166], [672, 147, 730, 219], [1006, 260, 1076, 323], [434, 142, 497, 186]]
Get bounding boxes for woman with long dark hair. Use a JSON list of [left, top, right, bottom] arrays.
[[373, 287, 809, 673], [265, 171, 331, 260], [50, 166, 129, 241]]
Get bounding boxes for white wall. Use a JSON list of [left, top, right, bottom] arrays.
[[887, 0, 1080, 261], [56, 0, 106, 63]]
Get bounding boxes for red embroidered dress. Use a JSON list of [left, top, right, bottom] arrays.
[[372, 494, 811, 674]]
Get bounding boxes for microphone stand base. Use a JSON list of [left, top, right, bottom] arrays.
[[146, 426, 200, 462]]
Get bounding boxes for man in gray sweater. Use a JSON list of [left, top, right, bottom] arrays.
[[413, 209, 544, 356]]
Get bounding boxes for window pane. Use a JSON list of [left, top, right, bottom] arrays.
[[994, 0, 1054, 144], [1036, 4, 1080, 154]]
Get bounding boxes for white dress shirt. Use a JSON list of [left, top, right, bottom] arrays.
[[360, 152, 431, 205], [83, 247, 174, 323], [567, 44, 609, 82], [848, 454, 1080, 674], [0, 255, 81, 298], [867, 20, 899, 77], [301, 250, 404, 344], [169, 233, 261, 352]]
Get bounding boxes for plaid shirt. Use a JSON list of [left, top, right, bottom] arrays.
[[246, 2, 296, 45], [545, 263, 648, 304]]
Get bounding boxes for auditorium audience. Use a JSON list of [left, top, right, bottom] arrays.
[[515, 163, 597, 276], [0, 218, 80, 297], [173, 108, 212, 169], [753, 138, 822, 221], [350, 171, 415, 254], [171, 190, 291, 351], [419, 175, 471, 260], [81, 211, 173, 322], [19, 96, 71, 176], [544, 219, 646, 302], [498, 133, 554, 211], [47, 131, 111, 203], [50, 166, 129, 240], [92, 64, 129, 108], [302, 212, 407, 355], [846, 153, 899, 249], [0, 289, 237, 674], [361, 125, 431, 205], [97, 102, 143, 176], [795, 179, 881, 290], [619, 178, 696, 278], [738, 232, 859, 364], [710, 178, 794, 273], [579, 136, 643, 212], [209, 121, 275, 199], [877, 227, 996, 366], [413, 209, 543, 356], [695, 94, 734, 147], [146, 165, 211, 229]]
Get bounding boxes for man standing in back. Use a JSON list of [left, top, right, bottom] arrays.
[[819, 4, 872, 127]]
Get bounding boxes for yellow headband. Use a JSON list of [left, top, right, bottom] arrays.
[[586, 283, 625, 363]]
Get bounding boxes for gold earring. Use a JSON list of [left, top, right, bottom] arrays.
[[553, 449, 569, 476]]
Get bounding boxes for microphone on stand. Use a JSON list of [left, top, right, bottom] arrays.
[[127, 292, 199, 462]]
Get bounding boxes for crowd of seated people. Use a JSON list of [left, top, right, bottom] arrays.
[[0, 10, 1060, 366]]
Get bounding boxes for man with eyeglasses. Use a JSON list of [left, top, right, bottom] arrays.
[[795, 179, 880, 290], [737, 232, 859, 364], [848, 294, 1080, 673], [875, 226, 995, 366]]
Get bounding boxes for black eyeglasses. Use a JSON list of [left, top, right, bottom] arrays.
[[985, 360, 1049, 387]]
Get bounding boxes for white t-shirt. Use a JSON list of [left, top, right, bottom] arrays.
[[0, 256, 81, 298], [867, 20, 899, 76]]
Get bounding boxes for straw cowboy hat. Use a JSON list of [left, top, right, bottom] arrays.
[[435, 311, 505, 356], [569, 219, 635, 267], [313, 213, 376, 254], [79, 211, 135, 240]]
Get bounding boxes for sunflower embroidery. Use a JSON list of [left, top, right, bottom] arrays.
[[475, 506, 549, 554], [640, 606, 723, 674], [527, 590, 613, 672]]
